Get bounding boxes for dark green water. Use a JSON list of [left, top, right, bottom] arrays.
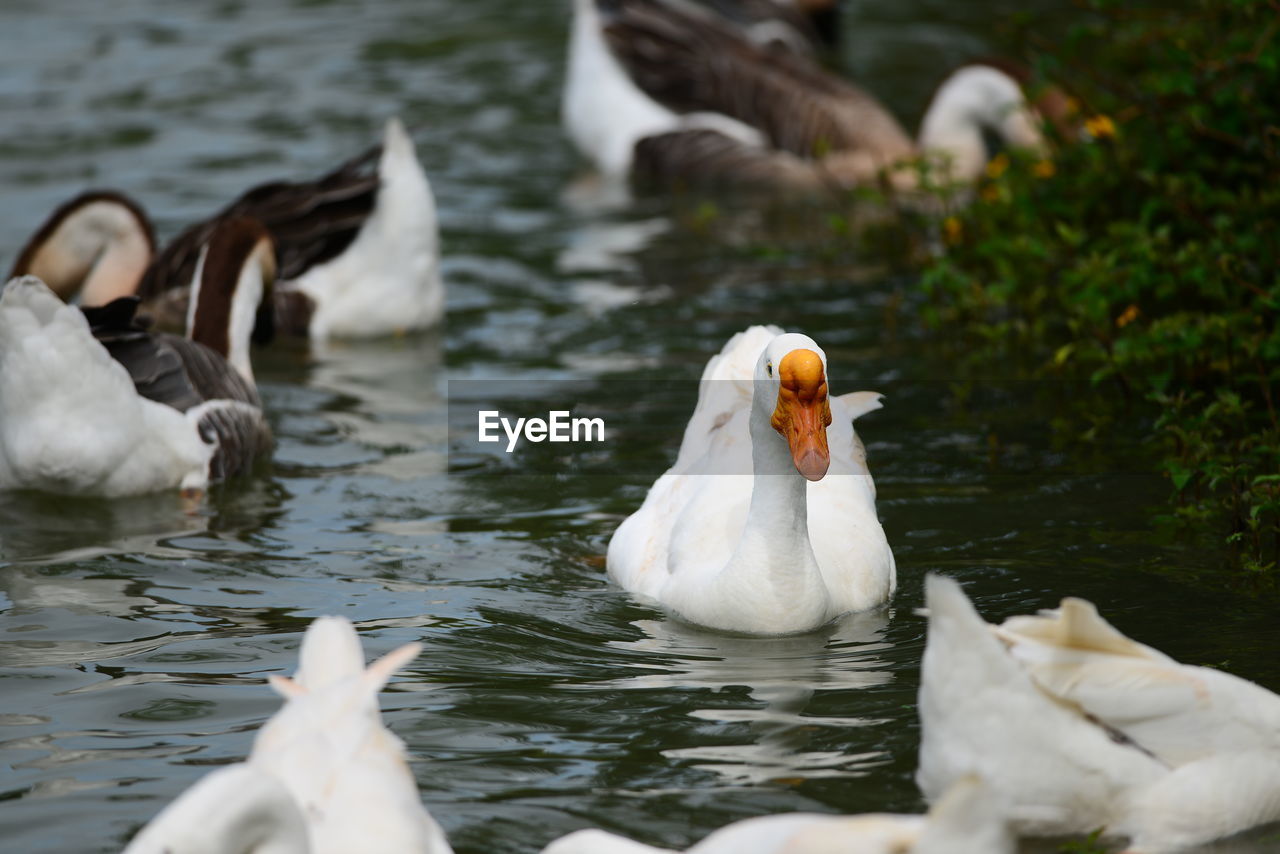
[[1, 2, 1277, 852]]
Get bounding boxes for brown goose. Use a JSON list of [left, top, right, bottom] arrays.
[[0, 218, 275, 497], [564, 0, 1063, 194], [9, 118, 440, 339]]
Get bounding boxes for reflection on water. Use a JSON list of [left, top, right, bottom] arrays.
[[588, 612, 893, 786], [0, 568, 166, 620], [561, 172, 637, 216], [305, 333, 448, 482], [0, 492, 208, 565], [560, 218, 669, 276]]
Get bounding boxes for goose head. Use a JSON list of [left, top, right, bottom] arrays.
[[9, 190, 154, 305], [918, 62, 1061, 185], [187, 217, 276, 385], [756, 333, 832, 481]]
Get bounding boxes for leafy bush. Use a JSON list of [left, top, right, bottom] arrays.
[[919, 0, 1280, 573]]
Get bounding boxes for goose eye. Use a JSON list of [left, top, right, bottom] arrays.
[[766, 361, 773, 377]]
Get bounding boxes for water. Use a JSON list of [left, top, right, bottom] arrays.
[[2, 2, 1278, 852]]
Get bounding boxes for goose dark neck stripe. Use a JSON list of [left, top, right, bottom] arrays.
[[189, 217, 268, 358]]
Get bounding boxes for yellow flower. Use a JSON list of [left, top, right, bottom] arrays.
[[1033, 159, 1056, 179], [1085, 115, 1117, 139], [943, 216, 963, 245], [980, 184, 1001, 203], [1116, 304, 1140, 328], [984, 153, 1010, 180]]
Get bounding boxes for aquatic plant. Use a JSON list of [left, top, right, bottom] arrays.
[[919, 0, 1280, 575]]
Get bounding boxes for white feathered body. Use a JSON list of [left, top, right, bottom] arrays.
[[607, 326, 895, 633], [918, 574, 1280, 852], [541, 776, 1011, 854], [0, 277, 212, 496], [563, 0, 681, 177], [562, 0, 764, 178], [251, 617, 452, 854]]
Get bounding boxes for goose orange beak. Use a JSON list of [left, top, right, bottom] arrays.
[[770, 348, 832, 481]]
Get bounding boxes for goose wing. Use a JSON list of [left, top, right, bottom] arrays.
[[633, 128, 829, 191], [83, 297, 271, 481], [136, 146, 379, 302], [607, 325, 775, 597], [603, 0, 911, 161], [672, 323, 778, 471], [82, 297, 260, 409], [996, 598, 1280, 765]]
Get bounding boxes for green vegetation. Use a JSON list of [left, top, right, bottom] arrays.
[[1057, 828, 1108, 854], [919, 0, 1280, 576]]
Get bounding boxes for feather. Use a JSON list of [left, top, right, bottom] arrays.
[[135, 147, 379, 303], [603, 0, 911, 161]]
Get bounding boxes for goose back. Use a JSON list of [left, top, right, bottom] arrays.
[[135, 145, 380, 303], [602, 0, 912, 162]]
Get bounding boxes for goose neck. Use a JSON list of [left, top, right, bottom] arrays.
[[710, 402, 829, 626], [917, 88, 988, 185], [187, 219, 273, 386], [747, 403, 811, 529]]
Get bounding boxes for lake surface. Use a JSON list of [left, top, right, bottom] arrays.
[[1, 2, 1277, 852]]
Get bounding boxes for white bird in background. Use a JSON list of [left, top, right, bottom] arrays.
[[607, 325, 894, 635], [122, 617, 453, 854], [917, 573, 1280, 853], [563, 0, 1073, 194], [540, 775, 1013, 854]]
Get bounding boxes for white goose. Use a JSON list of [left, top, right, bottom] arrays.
[[0, 218, 274, 498], [540, 775, 1012, 854], [564, 0, 1068, 192], [123, 616, 453, 854], [607, 326, 894, 635], [10, 117, 441, 339], [918, 574, 1280, 853]]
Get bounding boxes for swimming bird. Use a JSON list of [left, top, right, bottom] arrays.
[[0, 217, 274, 497], [564, 0, 1063, 194], [123, 616, 453, 854], [10, 117, 441, 339], [607, 325, 894, 635], [917, 574, 1280, 853], [540, 775, 1011, 854]]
